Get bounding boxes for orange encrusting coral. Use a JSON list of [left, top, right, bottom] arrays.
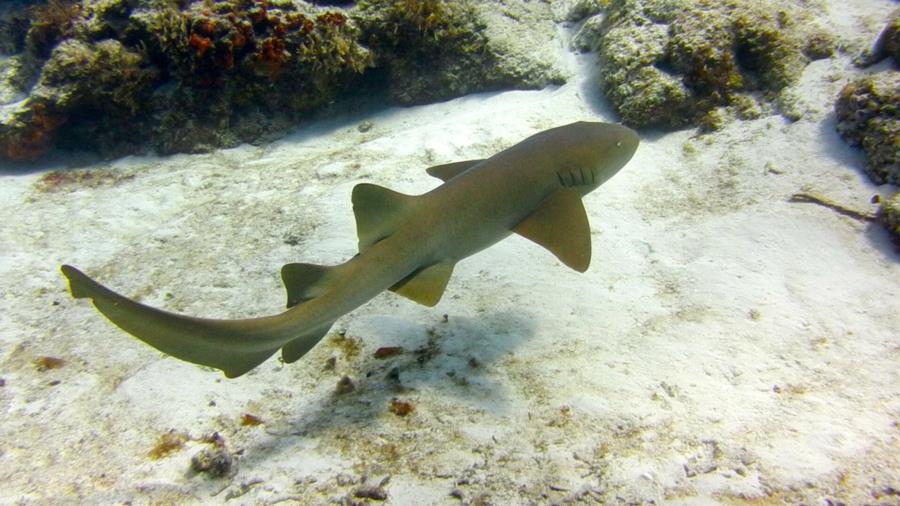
[[1, 102, 66, 161]]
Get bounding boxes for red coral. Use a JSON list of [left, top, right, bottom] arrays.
[[317, 12, 347, 28], [190, 32, 212, 57], [204, 19, 217, 35], [178, 1, 343, 84], [283, 13, 314, 35], [254, 36, 288, 76]]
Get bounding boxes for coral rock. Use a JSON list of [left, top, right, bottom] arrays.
[[591, 0, 829, 129], [879, 192, 900, 247], [835, 72, 900, 185]]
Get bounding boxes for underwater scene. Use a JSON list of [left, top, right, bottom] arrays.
[[0, 0, 898, 504]]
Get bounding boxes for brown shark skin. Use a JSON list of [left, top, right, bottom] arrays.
[[61, 122, 639, 377]]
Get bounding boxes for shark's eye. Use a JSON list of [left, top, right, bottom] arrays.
[[616, 141, 622, 147]]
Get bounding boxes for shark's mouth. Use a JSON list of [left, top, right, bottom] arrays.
[[557, 167, 596, 188]]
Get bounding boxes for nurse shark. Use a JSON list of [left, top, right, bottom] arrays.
[[61, 121, 639, 377]]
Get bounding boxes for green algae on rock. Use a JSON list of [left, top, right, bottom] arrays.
[[835, 72, 900, 186], [586, 0, 835, 129], [2, 36, 157, 159], [878, 193, 900, 248], [355, 0, 494, 104], [355, 0, 564, 105]]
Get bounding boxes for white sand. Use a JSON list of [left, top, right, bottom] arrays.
[[1, 1, 898, 504]]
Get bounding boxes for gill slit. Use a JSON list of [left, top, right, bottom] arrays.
[[557, 168, 596, 188]]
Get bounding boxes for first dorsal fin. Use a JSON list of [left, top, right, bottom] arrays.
[[426, 159, 484, 182], [512, 189, 592, 272], [351, 183, 416, 252]]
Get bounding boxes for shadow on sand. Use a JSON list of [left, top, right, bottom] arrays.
[[237, 309, 539, 465]]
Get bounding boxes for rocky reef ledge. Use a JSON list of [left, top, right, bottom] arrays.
[[570, 0, 837, 130], [0, 0, 564, 161]]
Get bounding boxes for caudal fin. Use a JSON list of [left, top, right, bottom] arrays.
[[61, 265, 286, 378]]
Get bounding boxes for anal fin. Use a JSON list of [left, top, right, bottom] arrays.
[[512, 189, 592, 272], [390, 262, 455, 307], [223, 348, 280, 378], [282, 323, 333, 363]]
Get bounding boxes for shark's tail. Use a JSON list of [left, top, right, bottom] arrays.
[[60, 265, 335, 378]]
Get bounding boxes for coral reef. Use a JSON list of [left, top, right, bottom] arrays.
[[0, 0, 565, 161], [1, 0, 372, 159], [355, 0, 563, 105], [134, 0, 373, 155], [835, 72, 900, 185], [581, 0, 834, 129]]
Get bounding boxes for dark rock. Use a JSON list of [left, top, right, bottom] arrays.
[[191, 447, 234, 478], [862, 9, 900, 67]]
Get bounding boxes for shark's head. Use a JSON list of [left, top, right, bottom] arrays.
[[542, 121, 639, 196]]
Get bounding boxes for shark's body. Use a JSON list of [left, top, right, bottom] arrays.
[[62, 121, 639, 377]]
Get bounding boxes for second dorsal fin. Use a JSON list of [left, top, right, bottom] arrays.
[[280, 263, 339, 308], [351, 183, 416, 252], [426, 159, 485, 182]]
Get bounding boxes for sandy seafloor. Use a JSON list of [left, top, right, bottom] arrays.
[[1, 2, 899, 505]]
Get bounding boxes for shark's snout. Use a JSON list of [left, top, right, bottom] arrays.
[[580, 123, 639, 187], [618, 126, 640, 156]]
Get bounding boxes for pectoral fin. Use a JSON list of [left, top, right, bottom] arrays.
[[512, 189, 592, 272], [352, 183, 416, 251], [426, 159, 484, 182], [390, 262, 455, 307]]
